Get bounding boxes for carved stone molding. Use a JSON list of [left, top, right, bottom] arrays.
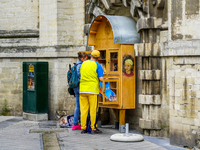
[[0, 30, 39, 38], [139, 94, 161, 105], [136, 17, 162, 32], [139, 119, 161, 129], [135, 43, 161, 57]]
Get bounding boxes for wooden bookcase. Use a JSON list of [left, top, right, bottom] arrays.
[[87, 15, 138, 132]]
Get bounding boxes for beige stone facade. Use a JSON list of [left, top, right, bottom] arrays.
[[0, 0, 39, 31], [0, 0, 85, 120], [1, 0, 200, 148]]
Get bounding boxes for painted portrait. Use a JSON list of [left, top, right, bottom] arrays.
[[122, 55, 134, 77]]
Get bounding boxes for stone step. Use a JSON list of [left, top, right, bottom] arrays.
[[139, 70, 161, 80]]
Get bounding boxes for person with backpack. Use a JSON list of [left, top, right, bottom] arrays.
[[79, 50, 104, 134], [71, 52, 88, 130]]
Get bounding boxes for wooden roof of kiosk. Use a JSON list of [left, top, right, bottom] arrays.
[[88, 15, 140, 48]]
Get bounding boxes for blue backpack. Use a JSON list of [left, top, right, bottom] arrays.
[[67, 63, 79, 89]]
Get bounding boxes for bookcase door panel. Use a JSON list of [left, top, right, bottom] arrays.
[[102, 79, 119, 105], [98, 49, 107, 74], [107, 49, 119, 75]]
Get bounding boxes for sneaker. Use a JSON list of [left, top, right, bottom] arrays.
[[81, 129, 87, 134], [91, 128, 102, 134], [72, 124, 81, 130]]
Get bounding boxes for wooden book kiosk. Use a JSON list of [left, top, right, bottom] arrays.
[[87, 15, 140, 132]]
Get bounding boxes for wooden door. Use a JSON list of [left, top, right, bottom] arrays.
[[97, 49, 107, 75], [102, 78, 119, 105], [107, 49, 120, 75]]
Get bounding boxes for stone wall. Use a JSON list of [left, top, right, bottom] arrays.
[[39, 0, 85, 46], [0, 0, 86, 120], [0, 46, 85, 119], [168, 56, 200, 147], [0, 0, 39, 46], [39, 0, 57, 46], [1, 0, 200, 148], [159, 40, 200, 147], [57, 0, 85, 46], [167, 0, 200, 147], [0, 0, 39, 31], [169, 0, 200, 41]]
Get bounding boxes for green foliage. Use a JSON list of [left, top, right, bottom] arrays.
[[3, 99, 8, 116]]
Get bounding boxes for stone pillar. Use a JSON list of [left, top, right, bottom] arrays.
[[134, 0, 168, 137]]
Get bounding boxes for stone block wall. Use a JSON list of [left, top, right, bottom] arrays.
[[0, 59, 23, 116], [0, 0, 39, 31], [39, 0, 85, 46], [57, 0, 85, 46], [167, 55, 200, 147], [0, 38, 39, 47], [39, 0, 57, 46], [168, 0, 200, 147], [0, 0, 39, 47], [0, 46, 85, 119], [169, 0, 200, 41], [0, 0, 86, 120]]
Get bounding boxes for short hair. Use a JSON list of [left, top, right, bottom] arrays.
[[78, 52, 88, 60]]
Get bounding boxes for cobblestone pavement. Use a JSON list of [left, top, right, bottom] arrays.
[[0, 117, 41, 150], [0, 116, 15, 122], [0, 116, 188, 150], [57, 128, 188, 150], [58, 128, 168, 150]]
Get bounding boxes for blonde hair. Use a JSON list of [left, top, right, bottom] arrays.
[[125, 59, 133, 66]]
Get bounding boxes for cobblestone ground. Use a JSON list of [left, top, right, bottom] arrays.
[[0, 116, 15, 122], [57, 128, 167, 150], [0, 119, 41, 150], [0, 117, 188, 150]]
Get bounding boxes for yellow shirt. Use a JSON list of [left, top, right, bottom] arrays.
[[80, 60, 103, 94]]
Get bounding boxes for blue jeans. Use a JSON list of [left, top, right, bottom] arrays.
[[73, 86, 80, 125]]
